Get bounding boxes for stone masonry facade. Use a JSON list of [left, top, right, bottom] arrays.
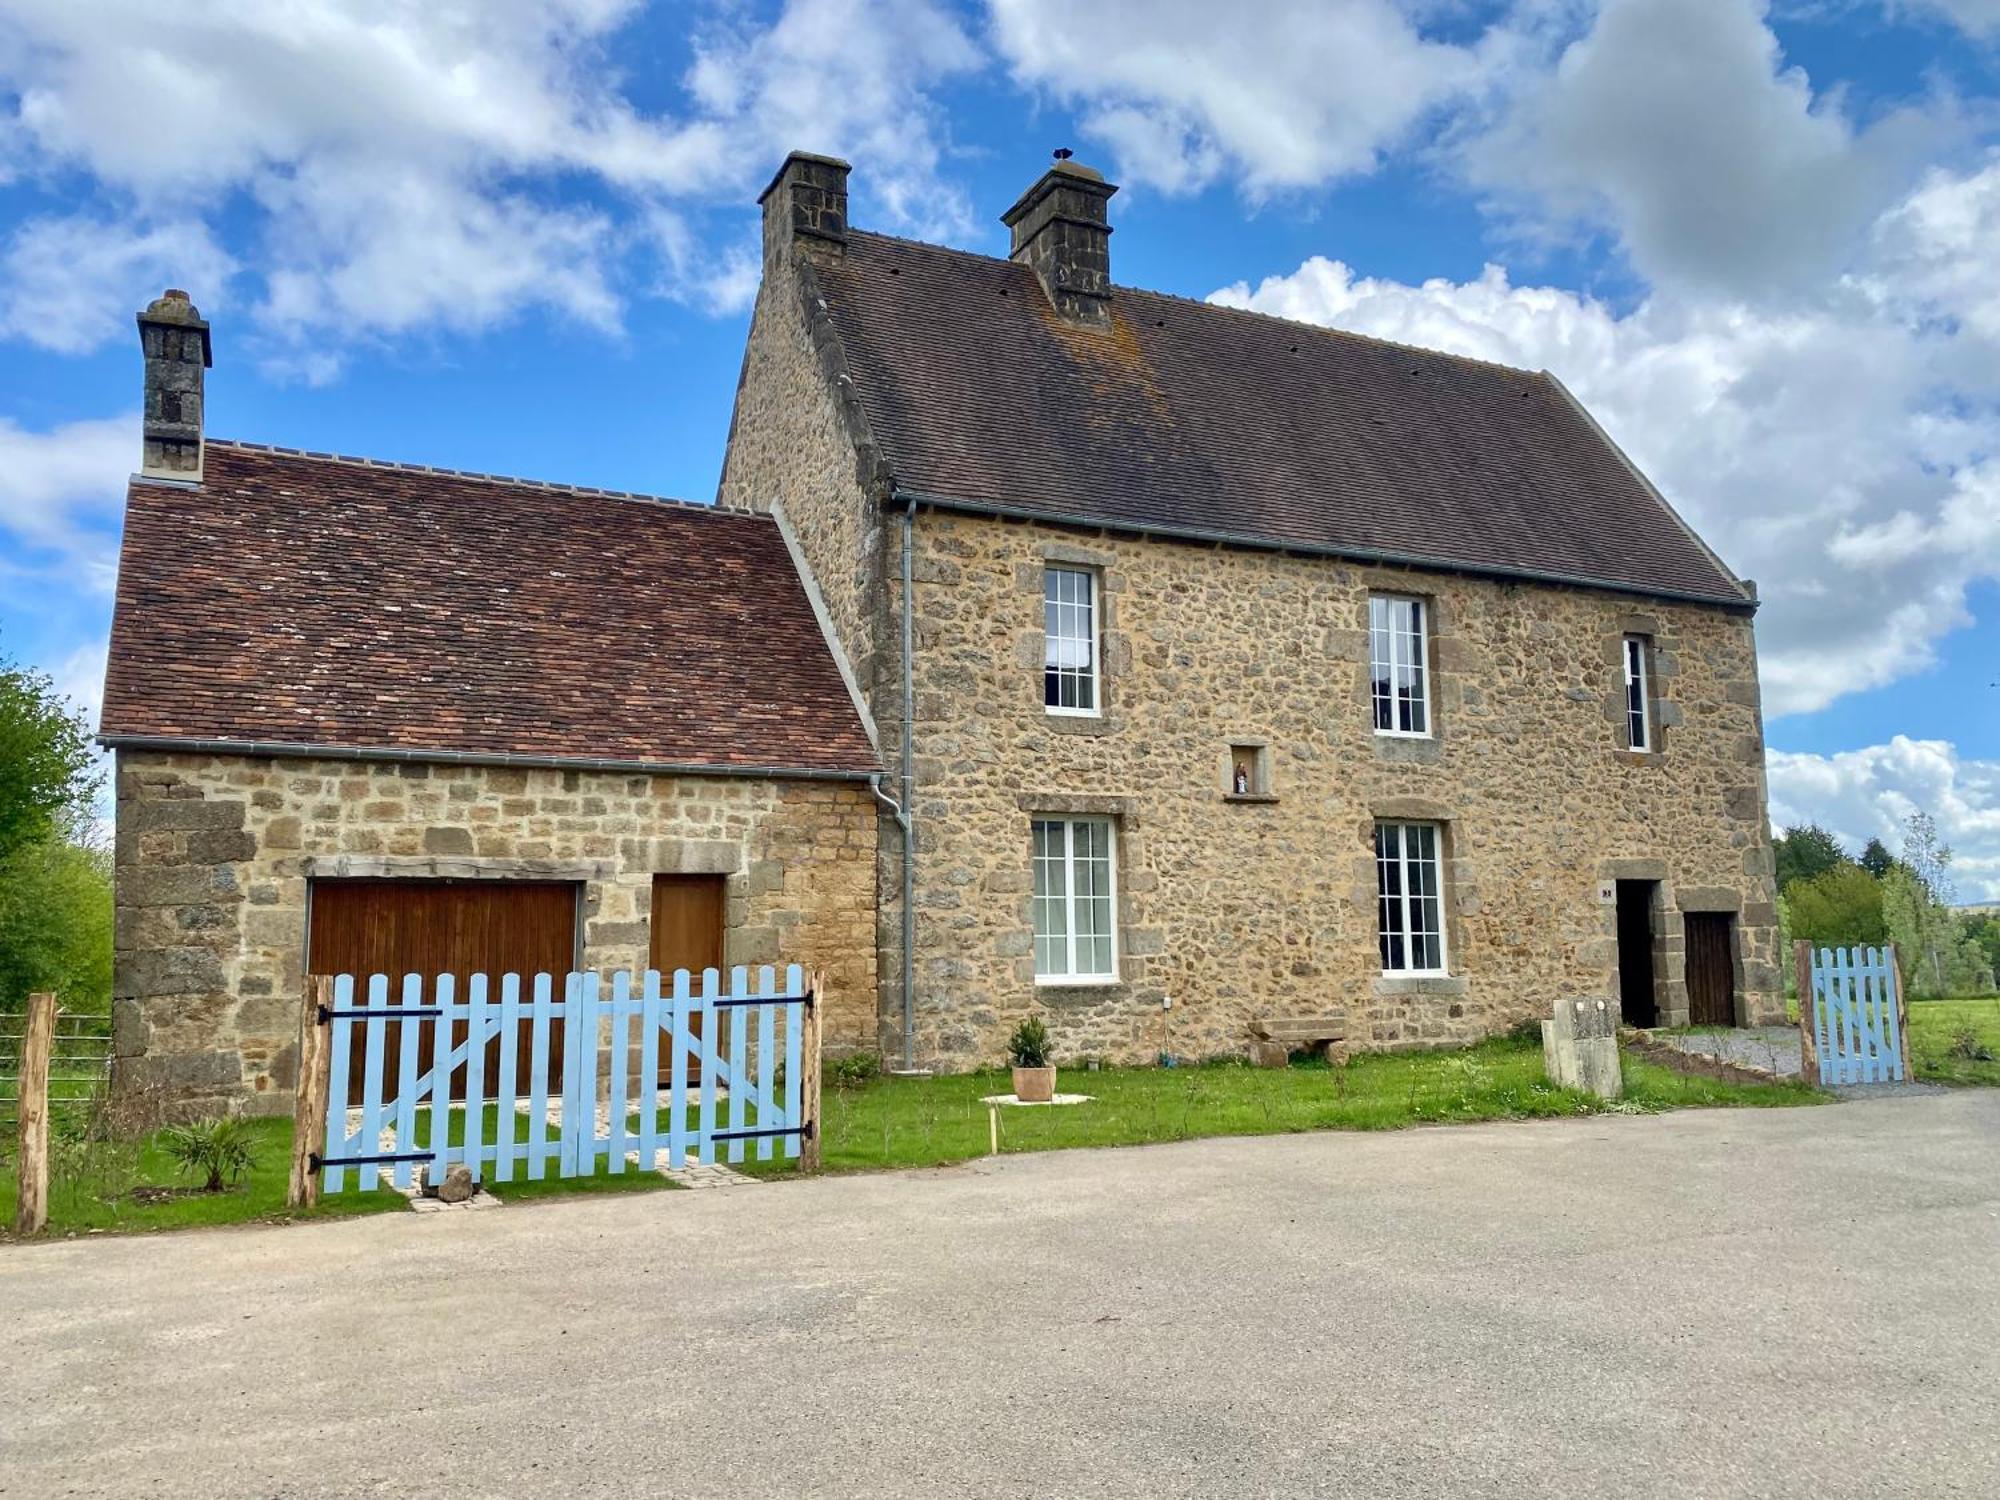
[[722, 201, 1782, 1070], [114, 752, 877, 1113]]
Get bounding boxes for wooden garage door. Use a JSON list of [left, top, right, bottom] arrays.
[[308, 879, 578, 1100], [1684, 911, 1738, 1028]]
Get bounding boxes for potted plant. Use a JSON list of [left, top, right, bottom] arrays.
[[1009, 1016, 1056, 1103]]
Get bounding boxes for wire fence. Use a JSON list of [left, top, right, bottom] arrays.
[[0, 1013, 112, 1154]]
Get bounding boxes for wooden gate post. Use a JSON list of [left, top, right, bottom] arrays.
[[287, 975, 334, 1209], [14, 992, 56, 1234], [1887, 942, 1913, 1080], [1793, 941, 1819, 1087], [800, 970, 824, 1173]]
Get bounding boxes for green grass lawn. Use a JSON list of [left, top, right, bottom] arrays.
[[2, 1035, 1820, 1236], [0, 1104, 676, 1240], [739, 1034, 1823, 1177], [1907, 997, 2000, 1086]]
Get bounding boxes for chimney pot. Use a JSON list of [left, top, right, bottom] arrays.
[[1002, 158, 1117, 327], [759, 150, 851, 271], [136, 287, 212, 483]]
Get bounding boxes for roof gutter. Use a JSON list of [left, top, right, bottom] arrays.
[[96, 734, 880, 783], [889, 487, 1758, 615]]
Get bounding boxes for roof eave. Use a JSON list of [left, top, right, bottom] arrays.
[[97, 733, 881, 782], [890, 487, 1759, 615]]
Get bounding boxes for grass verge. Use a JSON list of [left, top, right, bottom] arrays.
[[1907, 997, 2000, 1086], [739, 1034, 1823, 1177]]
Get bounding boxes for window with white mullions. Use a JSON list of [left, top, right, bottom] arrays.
[[1043, 566, 1099, 714], [1032, 816, 1117, 980], [1623, 635, 1652, 752], [1369, 595, 1429, 735], [1376, 821, 1447, 975]]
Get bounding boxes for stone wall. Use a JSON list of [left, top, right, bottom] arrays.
[[892, 510, 1779, 1067], [113, 752, 878, 1113]]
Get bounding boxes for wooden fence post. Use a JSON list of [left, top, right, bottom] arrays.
[[799, 970, 824, 1173], [1888, 942, 1913, 1080], [1793, 942, 1818, 1087], [287, 975, 334, 1209], [14, 992, 56, 1235]]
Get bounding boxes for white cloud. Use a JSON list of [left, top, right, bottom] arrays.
[[987, 0, 1496, 195], [0, 0, 981, 371], [1900, 0, 2000, 34], [1211, 157, 2000, 715], [1769, 737, 2000, 901], [0, 413, 132, 591], [1465, 0, 1948, 298], [0, 216, 236, 355]]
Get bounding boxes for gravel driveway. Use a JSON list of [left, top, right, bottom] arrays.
[[4, 1091, 1997, 1499]]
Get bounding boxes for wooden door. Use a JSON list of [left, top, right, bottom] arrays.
[[1684, 912, 1738, 1027], [308, 879, 578, 1100], [652, 875, 726, 1083]]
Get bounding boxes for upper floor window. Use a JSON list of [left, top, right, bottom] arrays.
[[1044, 566, 1099, 715], [1033, 816, 1118, 981], [1376, 820, 1447, 976], [1369, 594, 1429, 736], [1623, 635, 1652, 752]]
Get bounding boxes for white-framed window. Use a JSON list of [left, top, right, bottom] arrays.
[[1044, 566, 1099, 715], [1623, 636, 1652, 752], [1376, 821, 1447, 976], [1032, 816, 1118, 981], [1369, 594, 1429, 736]]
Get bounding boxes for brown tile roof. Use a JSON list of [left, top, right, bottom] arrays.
[[815, 231, 1750, 609], [101, 442, 878, 775]]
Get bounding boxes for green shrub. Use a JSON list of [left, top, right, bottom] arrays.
[[1007, 1015, 1052, 1068], [160, 1116, 258, 1193], [827, 1052, 881, 1090]]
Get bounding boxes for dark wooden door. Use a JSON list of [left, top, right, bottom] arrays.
[[1684, 912, 1737, 1027], [308, 879, 578, 1100], [652, 875, 725, 1083], [1616, 881, 1658, 1028]]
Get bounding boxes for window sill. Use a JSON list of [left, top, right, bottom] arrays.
[[1036, 975, 1122, 989], [1222, 792, 1278, 804], [1372, 974, 1468, 998], [1046, 714, 1116, 738]]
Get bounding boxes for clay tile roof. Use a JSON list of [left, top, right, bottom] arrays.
[[101, 442, 879, 775], [814, 231, 1749, 609]]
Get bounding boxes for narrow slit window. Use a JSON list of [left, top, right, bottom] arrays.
[[1376, 821, 1447, 975], [1043, 566, 1099, 715], [1032, 816, 1118, 981], [1369, 595, 1429, 736], [1624, 636, 1651, 752]]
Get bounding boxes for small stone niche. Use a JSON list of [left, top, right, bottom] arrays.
[[1224, 743, 1274, 801]]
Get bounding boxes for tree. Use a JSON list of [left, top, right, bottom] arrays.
[[0, 653, 110, 1015], [1785, 865, 1887, 950], [1773, 823, 1851, 891], [1900, 811, 1958, 993], [0, 656, 98, 857], [1859, 837, 1897, 880]]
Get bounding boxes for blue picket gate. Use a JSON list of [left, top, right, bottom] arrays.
[[1802, 945, 1907, 1086], [312, 964, 816, 1194]]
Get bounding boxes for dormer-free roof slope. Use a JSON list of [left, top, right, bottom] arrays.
[[101, 442, 878, 776], [811, 229, 1748, 609]]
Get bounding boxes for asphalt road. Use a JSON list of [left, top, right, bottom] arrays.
[[4, 1092, 1998, 1499]]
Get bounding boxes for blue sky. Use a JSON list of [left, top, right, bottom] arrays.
[[1, 0, 1997, 892]]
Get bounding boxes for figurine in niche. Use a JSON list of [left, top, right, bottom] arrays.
[[1234, 762, 1250, 795]]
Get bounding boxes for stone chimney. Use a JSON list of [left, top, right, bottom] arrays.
[[760, 150, 851, 271], [136, 289, 212, 482], [1002, 152, 1118, 327]]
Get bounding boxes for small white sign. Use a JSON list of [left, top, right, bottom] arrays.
[[1597, 881, 1617, 905]]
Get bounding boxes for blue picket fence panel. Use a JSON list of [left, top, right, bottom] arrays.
[[1808, 945, 1906, 1085], [317, 964, 810, 1193]]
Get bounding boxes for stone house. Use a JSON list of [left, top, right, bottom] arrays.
[[101, 293, 880, 1111], [718, 152, 1782, 1069], [105, 150, 1782, 1107]]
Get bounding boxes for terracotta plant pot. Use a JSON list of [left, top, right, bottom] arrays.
[[1012, 1065, 1056, 1103]]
